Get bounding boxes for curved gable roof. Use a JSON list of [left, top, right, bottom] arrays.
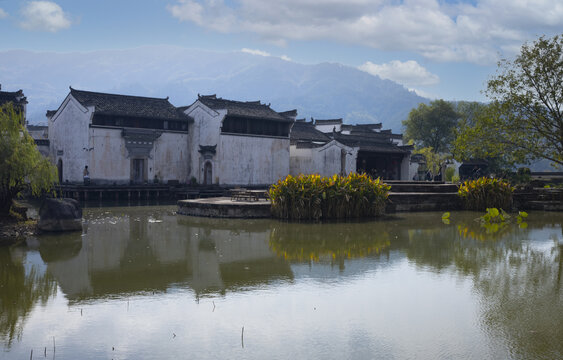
[[70, 88, 188, 120], [198, 94, 294, 122]]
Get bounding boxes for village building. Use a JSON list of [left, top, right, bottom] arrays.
[[48, 88, 191, 185], [0, 85, 27, 125], [181, 94, 296, 186], [27, 124, 50, 157], [289, 119, 357, 177], [289, 118, 413, 180], [47, 88, 413, 186]]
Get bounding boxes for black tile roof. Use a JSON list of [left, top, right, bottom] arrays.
[[314, 118, 343, 125], [341, 123, 382, 132], [0, 88, 27, 106], [332, 132, 409, 154], [197, 94, 294, 122], [70, 88, 188, 121], [290, 120, 331, 144]]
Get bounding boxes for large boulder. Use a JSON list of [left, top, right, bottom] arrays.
[[38, 198, 83, 232]]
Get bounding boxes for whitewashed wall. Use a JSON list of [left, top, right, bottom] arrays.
[[50, 94, 189, 184], [408, 160, 421, 180], [88, 129, 188, 184], [89, 128, 128, 183], [49, 95, 91, 183], [401, 154, 412, 180], [185, 103, 224, 184], [185, 101, 290, 186], [290, 141, 357, 177], [218, 134, 290, 185], [153, 132, 189, 183]]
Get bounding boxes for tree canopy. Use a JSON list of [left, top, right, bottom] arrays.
[[402, 99, 460, 154], [0, 103, 58, 216], [454, 34, 563, 167]]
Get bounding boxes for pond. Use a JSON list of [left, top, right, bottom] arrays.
[[1, 206, 562, 360]]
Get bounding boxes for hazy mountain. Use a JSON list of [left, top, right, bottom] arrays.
[[0, 46, 427, 131]]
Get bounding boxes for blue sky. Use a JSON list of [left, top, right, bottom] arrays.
[[0, 0, 562, 101]]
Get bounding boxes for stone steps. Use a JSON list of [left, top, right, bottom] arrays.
[[388, 182, 458, 193], [387, 192, 461, 212]]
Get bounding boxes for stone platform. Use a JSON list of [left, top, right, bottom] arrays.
[[177, 197, 271, 218]]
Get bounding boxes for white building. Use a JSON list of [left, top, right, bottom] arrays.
[[48, 88, 191, 184], [289, 120, 357, 177], [48, 89, 412, 186], [289, 118, 412, 180], [182, 95, 296, 186]]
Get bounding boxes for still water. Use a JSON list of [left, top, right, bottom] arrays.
[[1, 206, 561, 360]]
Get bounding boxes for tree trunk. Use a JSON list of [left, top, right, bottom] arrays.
[[0, 189, 16, 216]]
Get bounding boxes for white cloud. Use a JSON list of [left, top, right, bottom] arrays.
[[241, 48, 271, 57], [20, 1, 71, 32], [241, 48, 292, 61], [359, 60, 440, 87], [0, 8, 8, 19], [166, 0, 563, 65]]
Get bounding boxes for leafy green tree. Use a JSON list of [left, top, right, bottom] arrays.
[[455, 34, 563, 167], [0, 103, 58, 216], [403, 99, 460, 154], [414, 147, 450, 179]]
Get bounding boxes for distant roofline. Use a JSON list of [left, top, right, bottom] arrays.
[[314, 118, 343, 125], [70, 87, 171, 102]]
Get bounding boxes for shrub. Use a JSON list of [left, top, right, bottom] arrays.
[[445, 166, 456, 182], [458, 177, 514, 211], [268, 173, 391, 221]]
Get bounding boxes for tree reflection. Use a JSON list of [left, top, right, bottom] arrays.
[[403, 212, 562, 359], [0, 246, 57, 348], [269, 221, 392, 265]]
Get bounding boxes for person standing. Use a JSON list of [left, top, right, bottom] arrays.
[[83, 166, 90, 185]]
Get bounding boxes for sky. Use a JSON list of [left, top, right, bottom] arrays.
[[0, 0, 562, 101]]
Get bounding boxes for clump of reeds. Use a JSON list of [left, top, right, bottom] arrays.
[[268, 173, 391, 220], [458, 177, 514, 211]]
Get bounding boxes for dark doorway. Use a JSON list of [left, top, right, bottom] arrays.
[[203, 162, 212, 185], [132, 159, 146, 184], [57, 158, 63, 183], [356, 152, 403, 180]]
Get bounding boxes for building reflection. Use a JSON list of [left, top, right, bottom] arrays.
[[37, 209, 293, 301]]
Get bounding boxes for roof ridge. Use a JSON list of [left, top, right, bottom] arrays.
[[70, 87, 171, 102], [198, 94, 267, 107]]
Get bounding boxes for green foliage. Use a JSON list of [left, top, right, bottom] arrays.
[[445, 166, 455, 182], [414, 147, 450, 179], [269, 223, 391, 261], [441, 212, 450, 224], [458, 177, 514, 211], [477, 208, 528, 233], [403, 99, 460, 154], [0, 103, 58, 215], [452, 174, 460, 183], [454, 34, 563, 167], [268, 173, 391, 221]]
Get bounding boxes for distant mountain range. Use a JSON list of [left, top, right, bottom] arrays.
[[0, 46, 428, 132]]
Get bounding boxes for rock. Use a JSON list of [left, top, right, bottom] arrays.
[[38, 198, 83, 232]]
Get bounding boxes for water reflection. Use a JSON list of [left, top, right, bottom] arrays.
[[0, 207, 560, 359], [0, 246, 56, 348]]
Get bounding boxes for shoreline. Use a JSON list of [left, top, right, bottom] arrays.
[[0, 218, 38, 246]]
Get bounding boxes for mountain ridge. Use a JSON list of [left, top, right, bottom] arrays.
[[0, 45, 428, 132]]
